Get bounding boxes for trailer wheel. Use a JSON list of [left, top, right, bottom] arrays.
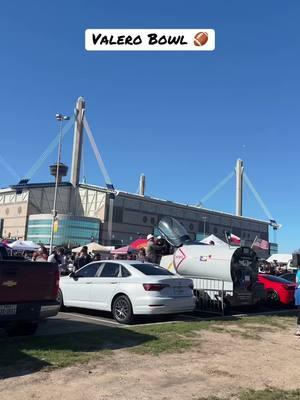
[[222, 300, 231, 315]]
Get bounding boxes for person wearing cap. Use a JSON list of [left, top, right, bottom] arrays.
[[146, 234, 159, 264]]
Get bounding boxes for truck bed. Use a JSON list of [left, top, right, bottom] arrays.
[[0, 260, 58, 303], [0, 259, 59, 335]]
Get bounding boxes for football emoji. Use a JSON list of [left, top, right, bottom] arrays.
[[194, 32, 208, 46]]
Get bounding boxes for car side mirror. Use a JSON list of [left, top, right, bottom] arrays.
[[69, 272, 76, 278]]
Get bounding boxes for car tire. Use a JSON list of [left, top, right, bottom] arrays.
[[112, 295, 134, 324], [266, 290, 280, 305], [57, 289, 67, 311], [5, 322, 38, 337]]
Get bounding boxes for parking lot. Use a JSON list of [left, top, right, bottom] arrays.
[[35, 309, 203, 336], [33, 305, 296, 336]]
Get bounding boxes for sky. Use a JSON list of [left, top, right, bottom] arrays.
[[0, 0, 299, 252]]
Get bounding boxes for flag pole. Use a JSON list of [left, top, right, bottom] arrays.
[[251, 235, 257, 249], [225, 231, 231, 249]]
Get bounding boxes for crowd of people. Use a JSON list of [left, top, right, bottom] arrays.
[[25, 233, 170, 274], [29, 245, 102, 273], [115, 234, 170, 264], [259, 260, 291, 276]]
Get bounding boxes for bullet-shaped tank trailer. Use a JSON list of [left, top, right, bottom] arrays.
[[158, 217, 265, 308]]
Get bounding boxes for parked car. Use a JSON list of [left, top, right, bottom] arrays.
[[280, 273, 296, 283], [58, 260, 195, 324], [258, 273, 296, 305], [0, 244, 60, 336]]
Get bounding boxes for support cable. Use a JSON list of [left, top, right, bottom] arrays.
[[0, 153, 20, 181], [83, 116, 116, 245], [23, 116, 75, 181], [200, 171, 235, 205], [83, 116, 114, 190], [243, 173, 273, 220]]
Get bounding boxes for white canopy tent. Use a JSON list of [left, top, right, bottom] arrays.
[[200, 234, 228, 247], [266, 254, 292, 265], [8, 240, 40, 252], [71, 242, 115, 254]]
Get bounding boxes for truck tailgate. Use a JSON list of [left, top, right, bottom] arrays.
[[0, 261, 58, 303]]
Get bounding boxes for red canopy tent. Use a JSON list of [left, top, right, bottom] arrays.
[[110, 245, 130, 255], [129, 238, 147, 250], [110, 239, 147, 255]]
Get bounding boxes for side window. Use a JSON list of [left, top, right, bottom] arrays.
[[121, 266, 131, 277], [100, 263, 121, 278], [76, 263, 101, 278]]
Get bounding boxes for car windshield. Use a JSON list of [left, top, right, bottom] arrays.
[[131, 263, 174, 276], [282, 274, 295, 281], [261, 274, 293, 284]]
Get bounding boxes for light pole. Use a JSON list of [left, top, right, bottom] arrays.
[[202, 216, 207, 237], [49, 113, 70, 253]]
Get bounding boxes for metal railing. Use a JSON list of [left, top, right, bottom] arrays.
[[190, 277, 233, 315]]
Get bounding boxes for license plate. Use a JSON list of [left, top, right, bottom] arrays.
[[0, 304, 17, 315], [174, 287, 185, 296]]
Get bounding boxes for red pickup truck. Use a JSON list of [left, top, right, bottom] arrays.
[[0, 245, 60, 336]]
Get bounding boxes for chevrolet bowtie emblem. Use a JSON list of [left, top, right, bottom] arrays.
[[2, 280, 17, 287]]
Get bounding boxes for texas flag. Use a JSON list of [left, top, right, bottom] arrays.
[[225, 232, 241, 245]]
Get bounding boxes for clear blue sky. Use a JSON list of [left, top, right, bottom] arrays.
[[0, 1, 299, 252]]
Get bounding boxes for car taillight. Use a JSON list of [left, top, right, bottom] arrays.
[[143, 283, 169, 291], [54, 268, 60, 297]]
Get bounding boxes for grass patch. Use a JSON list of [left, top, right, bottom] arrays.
[[0, 327, 152, 377], [0, 315, 294, 376], [200, 388, 300, 400]]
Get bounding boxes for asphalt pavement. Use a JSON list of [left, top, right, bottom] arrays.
[[36, 305, 297, 336], [1, 306, 296, 338], [36, 309, 199, 336]]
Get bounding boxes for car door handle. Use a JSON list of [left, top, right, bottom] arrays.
[[85, 282, 93, 284], [110, 282, 118, 284]]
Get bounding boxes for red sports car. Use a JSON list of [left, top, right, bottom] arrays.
[[258, 274, 296, 305]]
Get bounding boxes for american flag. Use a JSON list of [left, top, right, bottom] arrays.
[[252, 237, 269, 251]]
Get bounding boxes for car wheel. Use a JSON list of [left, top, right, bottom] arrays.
[[5, 322, 38, 337], [112, 295, 134, 324], [266, 290, 280, 305], [57, 289, 66, 311]]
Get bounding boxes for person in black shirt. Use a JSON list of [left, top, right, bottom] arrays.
[[74, 246, 92, 270]]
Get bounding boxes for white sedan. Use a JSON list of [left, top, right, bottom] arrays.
[[58, 260, 195, 324]]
